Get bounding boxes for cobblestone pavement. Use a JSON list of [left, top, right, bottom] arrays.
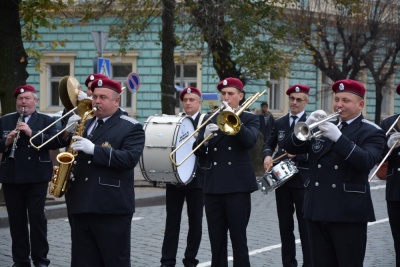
[[0, 179, 394, 267]]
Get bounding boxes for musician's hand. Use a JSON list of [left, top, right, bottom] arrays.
[[222, 101, 234, 113], [204, 123, 219, 139], [66, 114, 81, 133], [263, 156, 273, 172], [77, 90, 89, 101], [5, 130, 18, 146], [388, 132, 400, 148], [71, 136, 95, 155], [306, 110, 327, 125], [319, 122, 342, 142], [17, 122, 32, 137]]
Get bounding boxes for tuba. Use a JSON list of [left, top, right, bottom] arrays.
[[50, 105, 97, 198]]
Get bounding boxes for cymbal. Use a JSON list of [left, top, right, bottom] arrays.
[[59, 76, 81, 112]]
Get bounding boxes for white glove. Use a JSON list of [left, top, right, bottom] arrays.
[[77, 90, 89, 101], [388, 132, 400, 148], [71, 136, 95, 155], [222, 101, 234, 113], [66, 114, 81, 133], [204, 123, 219, 139], [306, 110, 327, 125], [318, 122, 342, 142]]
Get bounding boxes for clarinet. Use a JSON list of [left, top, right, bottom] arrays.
[[8, 107, 25, 160]]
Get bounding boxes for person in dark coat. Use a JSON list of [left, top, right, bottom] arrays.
[[160, 87, 206, 267], [193, 77, 259, 267], [380, 82, 400, 267], [259, 101, 275, 142], [64, 78, 145, 266], [263, 84, 311, 267], [0, 85, 67, 267], [286, 79, 386, 267]]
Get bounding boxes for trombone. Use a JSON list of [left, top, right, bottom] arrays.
[[369, 114, 400, 182], [29, 99, 93, 150], [169, 89, 266, 167]]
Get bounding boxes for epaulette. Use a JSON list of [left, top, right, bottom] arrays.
[[120, 115, 138, 124], [362, 119, 381, 130]]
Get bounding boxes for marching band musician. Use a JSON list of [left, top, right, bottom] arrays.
[[262, 84, 311, 267], [64, 78, 145, 266], [0, 85, 67, 267], [192, 77, 259, 267], [84, 73, 108, 97], [285, 79, 385, 267], [380, 83, 400, 267], [160, 87, 205, 267]]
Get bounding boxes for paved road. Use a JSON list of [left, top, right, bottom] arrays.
[[0, 179, 394, 267]]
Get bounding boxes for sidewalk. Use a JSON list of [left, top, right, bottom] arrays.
[[0, 166, 166, 228]]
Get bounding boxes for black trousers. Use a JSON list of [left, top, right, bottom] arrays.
[[307, 219, 367, 267], [161, 185, 204, 266], [69, 213, 133, 267], [3, 182, 50, 266], [204, 192, 251, 267], [275, 186, 310, 267], [387, 200, 400, 267]]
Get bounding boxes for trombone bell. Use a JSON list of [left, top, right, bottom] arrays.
[[216, 111, 241, 135]]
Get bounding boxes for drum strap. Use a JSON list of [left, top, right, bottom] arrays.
[[197, 113, 207, 129]]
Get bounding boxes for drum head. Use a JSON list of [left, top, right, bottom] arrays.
[[174, 117, 196, 183]]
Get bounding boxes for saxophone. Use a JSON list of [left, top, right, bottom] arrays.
[[49, 106, 98, 198]]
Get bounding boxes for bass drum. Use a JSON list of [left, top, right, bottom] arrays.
[[139, 115, 197, 184]]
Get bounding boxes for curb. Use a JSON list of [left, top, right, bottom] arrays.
[[0, 188, 165, 229]]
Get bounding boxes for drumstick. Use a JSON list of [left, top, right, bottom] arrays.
[[265, 152, 288, 172]]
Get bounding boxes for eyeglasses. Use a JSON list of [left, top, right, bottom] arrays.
[[289, 97, 307, 103]]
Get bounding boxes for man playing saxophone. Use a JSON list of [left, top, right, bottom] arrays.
[[0, 85, 67, 267], [63, 78, 145, 266]]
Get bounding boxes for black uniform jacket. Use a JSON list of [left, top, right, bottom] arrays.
[[0, 111, 61, 183], [286, 114, 385, 222], [65, 109, 145, 215], [193, 110, 259, 194], [381, 114, 400, 201], [263, 113, 309, 188]]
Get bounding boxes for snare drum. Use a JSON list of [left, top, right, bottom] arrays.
[[257, 160, 298, 194], [139, 115, 196, 184]]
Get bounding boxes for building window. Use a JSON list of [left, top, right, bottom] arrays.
[[39, 52, 76, 113], [268, 71, 285, 114], [49, 64, 70, 106], [381, 76, 394, 116], [175, 63, 198, 108], [320, 72, 333, 111], [112, 64, 132, 108]]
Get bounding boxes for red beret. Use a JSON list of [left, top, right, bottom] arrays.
[[85, 74, 108, 87], [90, 78, 122, 94], [14, 85, 37, 98], [180, 87, 202, 101], [217, 77, 244, 92], [332, 79, 365, 98], [396, 83, 400, 95], [286, 84, 310, 95]]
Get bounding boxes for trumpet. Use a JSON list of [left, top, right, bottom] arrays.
[[8, 107, 25, 160], [294, 110, 342, 141], [169, 89, 266, 167], [368, 114, 400, 182]]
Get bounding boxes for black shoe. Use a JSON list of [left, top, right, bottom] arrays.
[[182, 258, 198, 267], [34, 264, 47, 267]]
